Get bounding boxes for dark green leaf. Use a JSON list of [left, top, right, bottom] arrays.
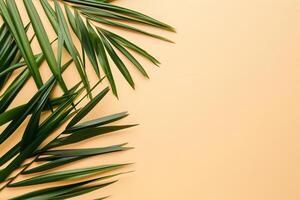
[[67, 112, 129, 132], [10, 173, 124, 200], [24, 144, 130, 174], [47, 125, 137, 149], [9, 164, 127, 187]]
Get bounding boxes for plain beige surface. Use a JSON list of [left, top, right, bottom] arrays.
[[2, 0, 300, 199]]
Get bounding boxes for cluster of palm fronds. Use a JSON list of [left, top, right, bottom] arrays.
[[0, 0, 173, 199]]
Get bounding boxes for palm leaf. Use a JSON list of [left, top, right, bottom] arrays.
[[24, 0, 68, 92], [0, 0, 173, 198], [9, 164, 127, 187], [10, 173, 126, 200], [23, 144, 131, 174], [0, 0, 44, 88]]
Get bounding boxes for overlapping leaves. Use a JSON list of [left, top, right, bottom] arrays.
[[0, 76, 136, 199], [0, 0, 173, 199]]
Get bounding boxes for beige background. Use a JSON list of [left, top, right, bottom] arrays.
[[2, 0, 300, 199]]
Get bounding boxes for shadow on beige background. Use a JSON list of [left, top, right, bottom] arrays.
[[1, 0, 300, 199]]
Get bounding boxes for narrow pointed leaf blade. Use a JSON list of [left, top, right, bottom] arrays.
[[9, 164, 126, 187]]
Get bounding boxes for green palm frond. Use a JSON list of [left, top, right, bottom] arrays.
[[0, 79, 136, 199], [0, 0, 173, 198]]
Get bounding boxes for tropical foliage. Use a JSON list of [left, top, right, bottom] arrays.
[[0, 0, 173, 199]]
